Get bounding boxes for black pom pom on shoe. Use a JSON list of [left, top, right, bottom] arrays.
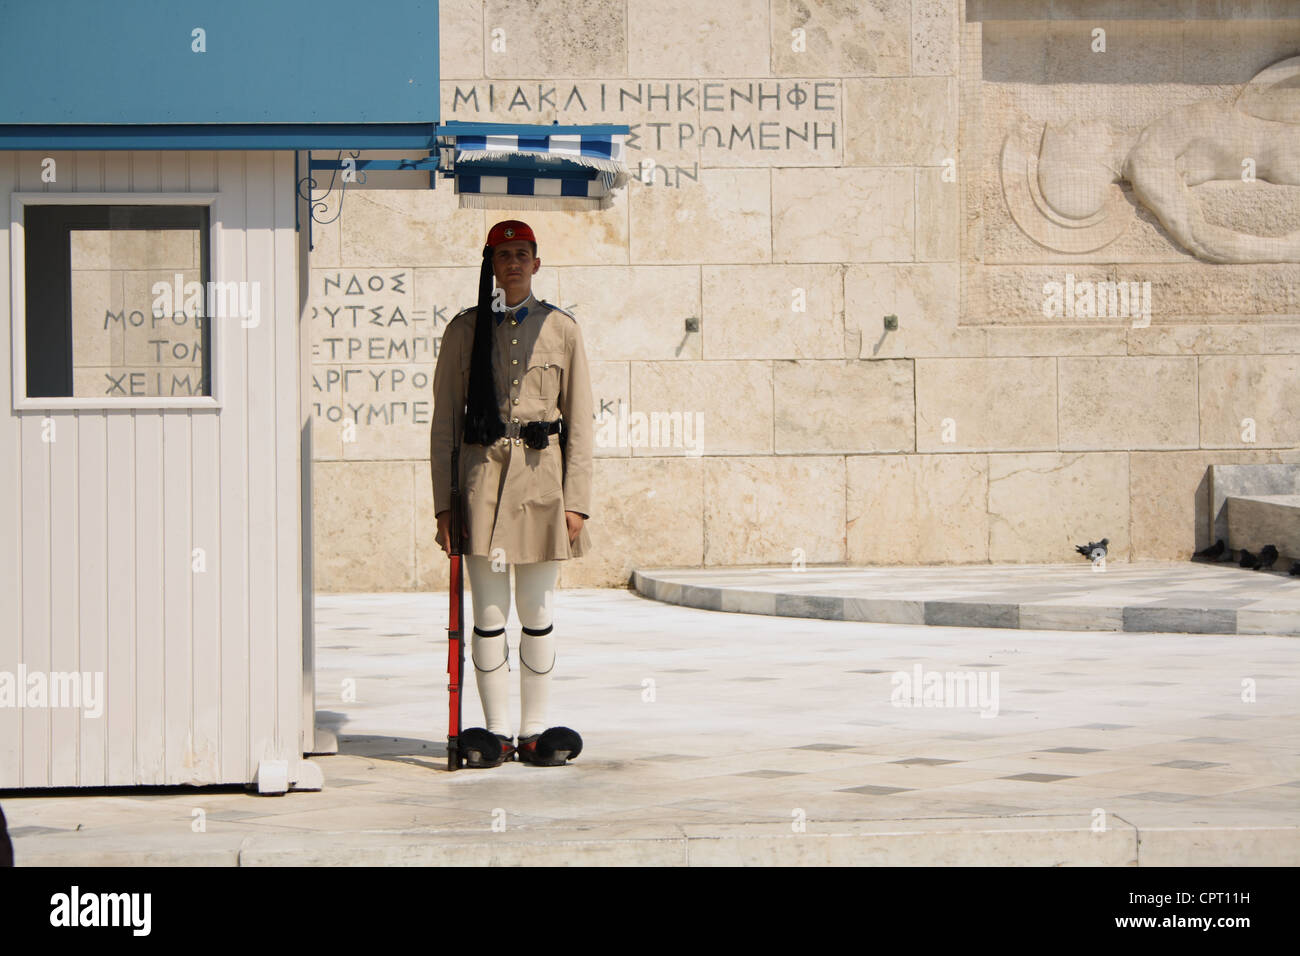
[[517, 727, 583, 766], [458, 727, 510, 768], [537, 727, 582, 764]]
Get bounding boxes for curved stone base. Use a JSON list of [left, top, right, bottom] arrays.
[[631, 562, 1300, 636]]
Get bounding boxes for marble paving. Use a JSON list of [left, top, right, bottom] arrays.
[[4, 584, 1298, 865]]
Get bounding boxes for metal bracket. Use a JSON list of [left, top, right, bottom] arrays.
[[296, 149, 440, 252]]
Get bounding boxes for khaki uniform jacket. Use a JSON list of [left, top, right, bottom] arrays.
[[430, 291, 593, 563]]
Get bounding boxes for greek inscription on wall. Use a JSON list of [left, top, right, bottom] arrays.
[[444, 79, 842, 179], [310, 271, 436, 428]]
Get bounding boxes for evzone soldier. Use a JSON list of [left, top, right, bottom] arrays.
[[431, 220, 594, 767]]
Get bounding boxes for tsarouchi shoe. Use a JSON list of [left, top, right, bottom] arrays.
[[515, 727, 582, 766], [458, 728, 515, 767]]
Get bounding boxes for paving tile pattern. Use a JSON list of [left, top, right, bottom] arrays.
[[4, 586, 1298, 865]]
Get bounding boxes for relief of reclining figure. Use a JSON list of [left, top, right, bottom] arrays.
[[1001, 54, 1300, 263]]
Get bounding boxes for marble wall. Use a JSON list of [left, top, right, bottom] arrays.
[[307, 0, 1300, 592], [69, 229, 205, 397]]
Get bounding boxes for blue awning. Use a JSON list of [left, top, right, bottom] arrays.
[[435, 121, 631, 211], [0, 0, 439, 131], [0, 3, 633, 212]]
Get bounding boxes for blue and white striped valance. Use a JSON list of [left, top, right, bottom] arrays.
[[436, 121, 630, 211]]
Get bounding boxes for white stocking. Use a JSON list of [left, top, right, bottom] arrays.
[[519, 624, 555, 738], [515, 560, 560, 738], [465, 554, 512, 737]]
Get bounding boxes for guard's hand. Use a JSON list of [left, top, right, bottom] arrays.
[[435, 510, 468, 557], [565, 510, 584, 545]]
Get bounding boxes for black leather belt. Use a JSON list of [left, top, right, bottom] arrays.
[[503, 418, 562, 449]]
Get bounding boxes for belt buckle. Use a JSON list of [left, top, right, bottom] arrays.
[[504, 420, 521, 440]]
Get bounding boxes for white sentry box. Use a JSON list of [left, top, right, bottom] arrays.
[[0, 153, 322, 792]]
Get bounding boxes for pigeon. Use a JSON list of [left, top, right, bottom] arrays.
[[1257, 545, 1279, 570], [1239, 549, 1261, 570], [1290, 561, 1300, 577], [1075, 538, 1108, 561], [1193, 539, 1225, 560]]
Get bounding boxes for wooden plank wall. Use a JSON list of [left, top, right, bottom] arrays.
[[0, 150, 304, 788]]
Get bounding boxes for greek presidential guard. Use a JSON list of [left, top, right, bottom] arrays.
[[431, 219, 593, 768]]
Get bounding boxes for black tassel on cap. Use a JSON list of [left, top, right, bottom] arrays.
[[463, 245, 505, 446]]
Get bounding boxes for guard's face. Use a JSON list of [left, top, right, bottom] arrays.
[[492, 240, 540, 296]]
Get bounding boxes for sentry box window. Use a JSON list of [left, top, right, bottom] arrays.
[[11, 196, 221, 409]]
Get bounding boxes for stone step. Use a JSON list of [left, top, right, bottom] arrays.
[[1209, 463, 1300, 550], [1226, 494, 1300, 567], [12, 819, 1300, 866], [632, 562, 1300, 635]]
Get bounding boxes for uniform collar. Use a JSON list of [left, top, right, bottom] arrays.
[[495, 290, 537, 325]]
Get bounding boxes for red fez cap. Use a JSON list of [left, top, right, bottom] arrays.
[[486, 220, 536, 247]]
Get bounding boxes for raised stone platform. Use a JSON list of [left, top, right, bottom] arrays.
[[1211, 464, 1300, 551], [631, 562, 1300, 636], [1228, 494, 1300, 566]]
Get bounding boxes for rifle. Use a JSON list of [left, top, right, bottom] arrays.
[[445, 438, 465, 771]]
